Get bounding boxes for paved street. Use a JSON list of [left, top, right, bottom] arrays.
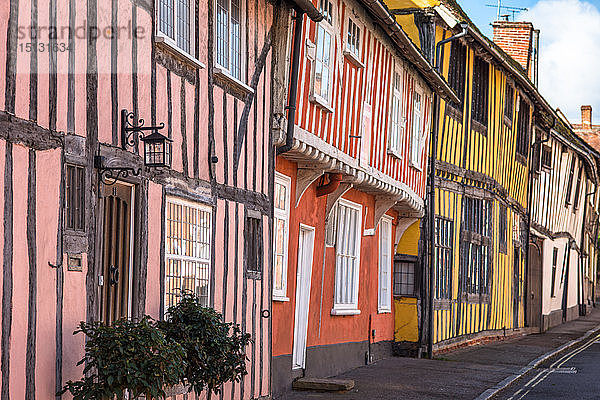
[[497, 333, 600, 400], [278, 310, 600, 400]]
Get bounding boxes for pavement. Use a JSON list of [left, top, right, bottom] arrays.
[[279, 308, 600, 400]]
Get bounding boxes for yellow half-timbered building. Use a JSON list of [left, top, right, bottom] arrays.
[[385, 0, 569, 354]]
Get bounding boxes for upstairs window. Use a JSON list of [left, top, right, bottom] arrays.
[[388, 69, 405, 157], [65, 164, 85, 232], [471, 56, 489, 129], [273, 173, 291, 300], [216, 0, 244, 80], [516, 98, 531, 158], [541, 144, 552, 169], [573, 166, 583, 210], [332, 199, 362, 314], [313, 0, 335, 106], [504, 83, 514, 123], [346, 18, 361, 58], [447, 40, 467, 110], [565, 157, 575, 206], [158, 0, 194, 56], [409, 90, 424, 168]]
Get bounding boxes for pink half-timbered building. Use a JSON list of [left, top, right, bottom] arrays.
[[0, 0, 273, 398], [269, 0, 457, 395]]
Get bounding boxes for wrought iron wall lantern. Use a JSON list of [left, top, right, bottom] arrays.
[[94, 109, 172, 186], [121, 109, 172, 169]]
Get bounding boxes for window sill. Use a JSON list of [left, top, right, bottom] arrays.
[[503, 115, 513, 128], [272, 295, 290, 302], [516, 153, 528, 166], [213, 67, 254, 98], [155, 35, 206, 69], [331, 308, 361, 316], [387, 148, 403, 160], [409, 160, 423, 171], [471, 119, 488, 136], [446, 104, 463, 121], [310, 94, 334, 113], [343, 50, 365, 69], [377, 308, 391, 314]]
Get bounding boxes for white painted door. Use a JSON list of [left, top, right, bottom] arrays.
[[292, 225, 315, 370]]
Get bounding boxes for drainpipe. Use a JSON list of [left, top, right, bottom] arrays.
[[427, 22, 468, 359], [525, 116, 554, 327], [277, 8, 307, 155], [316, 173, 342, 197]]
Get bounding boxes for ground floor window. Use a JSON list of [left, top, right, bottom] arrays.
[[460, 197, 492, 296], [378, 216, 393, 312], [332, 199, 362, 313], [435, 217, 453, 299], [394, 259, 416, 297], [165, 197, 212, 310]]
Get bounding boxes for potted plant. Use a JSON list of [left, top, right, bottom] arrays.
[[159, 291, 252, 400], [59, 316, 186, 400]]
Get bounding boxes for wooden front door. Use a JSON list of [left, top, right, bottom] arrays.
[[100, 182, 134, 325], [527, 242, 542, 329]]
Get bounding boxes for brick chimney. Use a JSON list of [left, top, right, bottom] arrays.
[[582, 105, 592, 129], [492, 21, 537, 82]]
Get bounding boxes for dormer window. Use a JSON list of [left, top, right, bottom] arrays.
[[311, 0, 335, 109]]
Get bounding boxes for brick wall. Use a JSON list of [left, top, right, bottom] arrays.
[[492, 21, 534, 74]]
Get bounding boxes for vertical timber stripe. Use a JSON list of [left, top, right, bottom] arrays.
[[151, 8, 156, 126], [86, 0, 99, 324], [231, 203, 239, 400], [195, 71, 200, 179], [111, 0, 118, 145], [49, 0, 57, 130], [220, 201, 229, 400], [67, 0, 75, 132], [210, 206, 216, 308], [26, 150, 37, 400], [233, 103, 238, 186], [29, 0, 38, 121], [4, 0, 18, 113], [55, 148, 65, 396], [138, 181, 149, 317], [180, 79, 189, 176], [206, 0, 214, 181], [240, 209, 247, 399], [1, 143, 13, 400]]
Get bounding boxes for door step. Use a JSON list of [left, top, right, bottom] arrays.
[[293, 378, 355, 392]]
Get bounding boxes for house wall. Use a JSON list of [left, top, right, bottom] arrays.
[[425, 25, 533, 348], [0, 0, 273, 398]]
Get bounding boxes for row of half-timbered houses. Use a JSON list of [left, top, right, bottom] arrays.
[[0, 0, 599, 398]]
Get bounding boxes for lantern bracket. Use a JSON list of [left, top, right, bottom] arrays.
[[121, 109, 165, 150], [94, 155, 141, 186]]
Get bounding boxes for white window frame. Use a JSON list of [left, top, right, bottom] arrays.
[[343, 16, 363, 68], [214, 0, 246, 81], [410, 87, 424, 169], [331, 198, 362, 316], [163, 197, 212, 314], [388, 63, 405, 158], [273, 173, 291, 301], [378, 216, 393, 313], [311, 0, 335, 110], [156, 0, 205, 68]]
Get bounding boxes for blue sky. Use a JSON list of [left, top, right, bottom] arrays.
[[457, 0, 600, 124]]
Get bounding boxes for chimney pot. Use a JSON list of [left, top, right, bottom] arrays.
[[582, 105, 592, 129]]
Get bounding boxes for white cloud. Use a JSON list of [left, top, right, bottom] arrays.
[[520, 0, 600, 124]]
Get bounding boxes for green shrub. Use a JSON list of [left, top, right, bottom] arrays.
[[159, 291, 252, 399], [59, 316, 186, 400]]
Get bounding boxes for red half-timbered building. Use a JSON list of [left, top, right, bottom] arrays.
[[269, 0, 457, 395], [0, 0, 273, 398]]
